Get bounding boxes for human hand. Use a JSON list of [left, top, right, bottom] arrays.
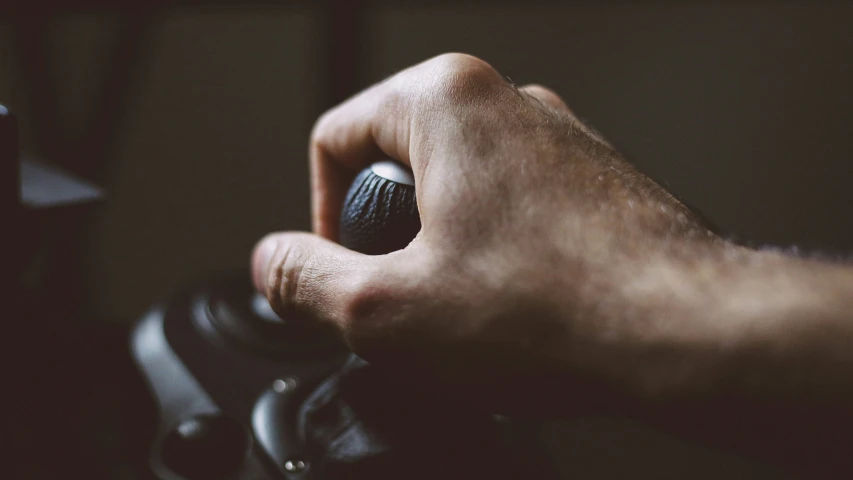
[[251, 53, 740, 414]]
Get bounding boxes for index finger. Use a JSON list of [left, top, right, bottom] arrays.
[[308, 53, 507, 241]]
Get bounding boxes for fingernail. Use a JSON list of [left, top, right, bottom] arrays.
[[252, 237, 277, 292]]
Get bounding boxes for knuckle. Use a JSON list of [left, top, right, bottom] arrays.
[[309, 108, 336, 152], [265, 234, 313, 315], [525, 84, 560, 100], [338, 267, 412, 355], [338, 254, 439, 357], [424, 53, 502, 103], [522, 84, 568, 110], [430, 52, 494, 74], [341, 272, 393, 329]]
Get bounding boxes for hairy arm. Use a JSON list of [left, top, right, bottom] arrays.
[[575, 243, 853, 474], [582, 245, 853, 403]]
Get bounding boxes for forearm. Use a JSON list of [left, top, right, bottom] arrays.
[[576, 241, 853, 472], [623, 245, 853, 403]]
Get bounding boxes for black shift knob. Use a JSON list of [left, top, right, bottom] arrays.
[[339, 161, 420, 255]]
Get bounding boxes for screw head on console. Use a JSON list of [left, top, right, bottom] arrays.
[[273, 377, 299, 393], [284, 458, 308, 473]]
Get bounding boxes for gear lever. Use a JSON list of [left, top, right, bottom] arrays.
[[132, 159, 556, 480]]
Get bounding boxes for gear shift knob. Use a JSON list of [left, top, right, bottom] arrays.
[[339, 160, 420, 255]]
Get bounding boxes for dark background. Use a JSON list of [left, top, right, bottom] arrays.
[[3, 1, 853, 478]]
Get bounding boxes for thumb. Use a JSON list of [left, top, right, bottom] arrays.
[[251, 232, 379, 331]]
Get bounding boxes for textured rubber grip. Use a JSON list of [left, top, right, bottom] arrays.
[[339, 161, 420, 255]]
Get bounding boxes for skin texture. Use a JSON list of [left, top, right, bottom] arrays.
[[253, 53, 853, 472]]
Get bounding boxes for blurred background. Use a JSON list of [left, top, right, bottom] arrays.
[[4, 1, 853, 479]]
